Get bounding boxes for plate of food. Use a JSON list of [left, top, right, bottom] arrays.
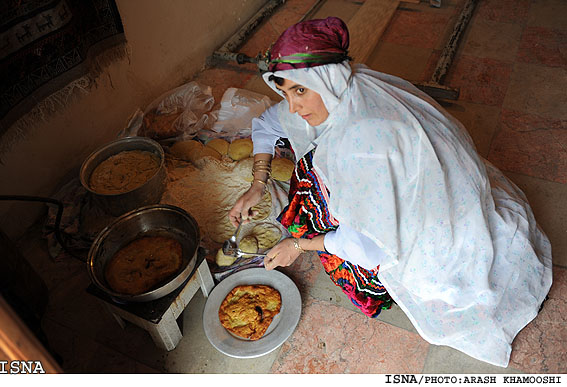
[[202, 268, 301, 358]]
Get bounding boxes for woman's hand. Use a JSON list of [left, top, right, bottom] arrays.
[[264, 238, 303, 270], [229, 183, 265, 227]]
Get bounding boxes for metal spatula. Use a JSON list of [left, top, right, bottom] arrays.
[[222, 215, 270, 258], [232, 249, 269, 258], [222, 215, 243, 256]]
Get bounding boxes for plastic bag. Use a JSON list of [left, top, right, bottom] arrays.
[[118, 108, 144, 138], [211, 88, 273, 137], [122, 81, 215, 141]]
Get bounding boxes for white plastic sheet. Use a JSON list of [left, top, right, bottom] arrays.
[[211, 87, 274, 137]]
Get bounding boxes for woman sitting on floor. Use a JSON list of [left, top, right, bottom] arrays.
[[229, 17, 552, 367]]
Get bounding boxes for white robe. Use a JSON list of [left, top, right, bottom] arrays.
[[260, 61, 553, 367], [252, 105, 389, 268]]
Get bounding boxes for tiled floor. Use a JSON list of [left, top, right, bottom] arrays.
[[14, 0, 566, 374]]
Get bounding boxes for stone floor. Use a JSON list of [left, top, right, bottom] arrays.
[[15, 0, 567, 375]]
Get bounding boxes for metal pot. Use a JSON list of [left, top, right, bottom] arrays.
[[87, 204, 201, 303], [79, 136, 167, 217]]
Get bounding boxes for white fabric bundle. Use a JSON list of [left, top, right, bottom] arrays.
[[261, 61, 553, 367]]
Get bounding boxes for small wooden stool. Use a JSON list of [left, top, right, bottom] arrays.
[[87, 250, 214, 351]]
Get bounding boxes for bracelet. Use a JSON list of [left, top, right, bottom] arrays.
[[252, 179, 268, 193], [252, 166, 272, 179], [252, 178, 267, 186], [292, 238, 305, 253], [252, 166, 272, 173]]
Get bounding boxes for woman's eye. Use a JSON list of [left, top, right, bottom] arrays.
[[297, 88, 305, 95]]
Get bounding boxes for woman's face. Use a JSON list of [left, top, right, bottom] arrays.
[[275, 78, 329, 126]]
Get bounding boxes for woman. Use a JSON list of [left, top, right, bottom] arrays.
[[228, 17, 552, 367]]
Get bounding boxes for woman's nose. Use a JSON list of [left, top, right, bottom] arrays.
[[288, 97, 299, 113]]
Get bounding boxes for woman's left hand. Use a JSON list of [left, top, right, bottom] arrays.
[[264, 238, 302, 270]]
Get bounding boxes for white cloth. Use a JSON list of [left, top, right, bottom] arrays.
[[252, 106, 388, 267], [323, 224, 389, 269], [261, 61, 553, 367], [251, 105, 284, 155]]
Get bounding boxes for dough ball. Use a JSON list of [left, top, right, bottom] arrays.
[[170, 140, 203, 163], [228, 138, 253, 161], [251, 190, 272, 221], [251, 222, 282, 249], [271, 157, 295, 181], [233, 157, 254, 182], [170, 140, 221, 163], [200, 145, 222, 160], [206, 138, 230, 155], [239, 235, 258, 257], [215, 248, 237, 267]]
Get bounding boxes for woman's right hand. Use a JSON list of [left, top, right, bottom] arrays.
[[229, 183, 265, 227]]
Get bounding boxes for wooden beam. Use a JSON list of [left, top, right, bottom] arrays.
[[347, 0, 400, 64], [0, 296, 62, 373]]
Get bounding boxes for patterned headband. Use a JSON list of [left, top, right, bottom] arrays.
[[267, 49, 351, 72]]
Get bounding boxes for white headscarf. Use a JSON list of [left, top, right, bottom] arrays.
[[262, 61, 552, 367]]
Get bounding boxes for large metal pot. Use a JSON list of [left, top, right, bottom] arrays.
[[79, 136, 167, 217], [87, 204, 200, 303]]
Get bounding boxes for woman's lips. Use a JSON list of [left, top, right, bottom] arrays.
[[301, 114, 311, 120]]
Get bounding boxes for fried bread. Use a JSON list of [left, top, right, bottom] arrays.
[[218, 285, 281, 340], [105, 236, 183, 295]]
